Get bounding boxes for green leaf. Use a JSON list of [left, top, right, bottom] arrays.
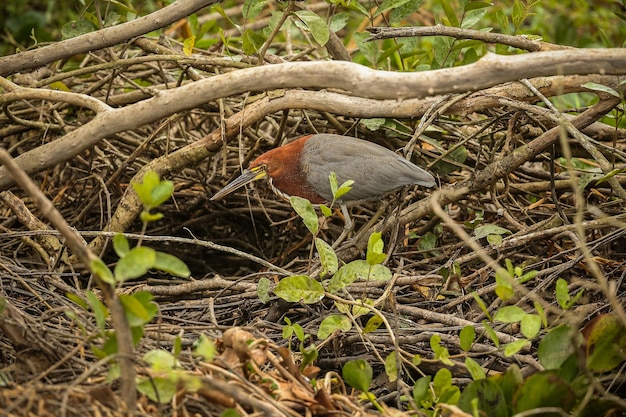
[[242, 28, 266, 55], [384, 351, 399, 382], [432, 367, 453, 394], [317, 314, 352, 339], [474, 224, 512, 240], [342, 359, 372, 392], [354, 31, 378, 65], [335, 180, 354, 200], [367, 263, 392, 281], [482, 320, 500, 348], [329, 172, 339, 197], [366, 232, 386, 265], [512, 371, 577, 414], [257, 277, 271, 304], [242, 0, 267, 19], [274, 275, 325, 304], [374, 0, 411, 17], [91, 258, 115, 285], [137, 375, 177, 403], [441, 0, 460, 27], [459, 325, 475, 352], [114, 246, 156, 282], [315, 238, 338, 277], [534, 301, 547, 328], [412, 376, 432, 406], [319, 204, 332, 217], [503, 339, 530, 356], [140, 211, 164, 223], [584, 314, 626, 372], [183, 35, 195, 56], [390, 0, 425, 24], [457, 379, 507, 416], [66, 293, 88, 310], [464, 357, 485, 381], [290, 196, 319, 235], [538, 325, 576, 370], [418, 232, 437, 251], [143, 349, 177, 370], [360, 118, 386, 131], [494, 305, 526, 323], [495, 269, 514, 301], [61, 20, 97, 39], [86, 290, 108, 330], [120, 291, 157, 327], [113, 233, 130, 258], [430, 334, 453, 366], [472, 292, 492, 322], [153, 252, 190, 278], [329, 12, 349, 32], [294, 10, 329, 46], [521, 314, 542, 339], [555, 278, 570, 309], [363, 315, 383, 334], [582, 82, 621, 98]]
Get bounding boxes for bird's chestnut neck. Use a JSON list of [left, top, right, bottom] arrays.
[[249, 136, 325, 204]]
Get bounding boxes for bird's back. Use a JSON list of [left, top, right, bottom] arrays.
[[301, 134, 435, 202]]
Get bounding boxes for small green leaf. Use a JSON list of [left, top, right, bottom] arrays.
[[472, 292, 492, 322], [464, 357, 486, 380], [459, 325, 476, 352], [61, 20, 97, 39], [360, 118, 386, 131], [140, 211, 164, 223], [319, 204, 332, 217], [495, 269, 514, 301], [413, 375, 432, 405], [257, 277, 271, 304], [153, 252, 190, 278], [503, 339, 530, 356], [538, 325, 576, 370], [457, 379, 507, 416], [86, 290, 108, 330], [274, 275, 325, 303], [119, 293, 155, 327], [430, 334, 453, 365], [242, 28, 266, 55], [137, 375, 177, 403], [474, 224, 512, 240], [342, 359, 372, 392], [114, 246, 156, 282], [335, 180, 354, 200], [384, 351, 399, 382], [494, 305, 526, 323], [91, 258, 115, 285], [363, 315, 383, 334], [143, 349, 177, 370], [113, 233, 130, 258], [556, 278, 570, 309], [183, 36, 195, 56], [317, 314, 352, 340], [290, 196, 319, 235], [366, 232, 386, 265], [315, 238, 338, 277], [582, 82, 621, 98], [482, 320, 500, 348], [521, 314, 542, 339], [294, 10, 329, 46], [243, 0, 267, 19], [66, 293, 88, 310], [329, 172, 339, 197], [374, 0, 411, 17]]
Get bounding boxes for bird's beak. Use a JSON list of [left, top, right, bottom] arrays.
[[210, 165, 267, 201]]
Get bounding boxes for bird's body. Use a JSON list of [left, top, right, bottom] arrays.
[[211, 134, 435, 204]]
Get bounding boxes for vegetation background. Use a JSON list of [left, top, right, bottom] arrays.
[[0, 0, 625, 416]]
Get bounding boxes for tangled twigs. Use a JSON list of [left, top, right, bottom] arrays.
[[0, 149, 137, 410]]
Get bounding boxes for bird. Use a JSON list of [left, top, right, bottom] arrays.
[[211, 133, 436, 231]]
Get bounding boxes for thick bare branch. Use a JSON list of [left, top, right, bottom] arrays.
[[0, 0, 219, 76]]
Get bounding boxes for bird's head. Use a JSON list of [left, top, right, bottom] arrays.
[[210, 136, 324, 203]]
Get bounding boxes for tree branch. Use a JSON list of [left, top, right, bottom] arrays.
[[0, 0, 219, 76]]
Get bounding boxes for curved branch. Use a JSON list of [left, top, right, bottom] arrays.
[[366, 25, 569, 52], [0, 0, 219, 76]]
